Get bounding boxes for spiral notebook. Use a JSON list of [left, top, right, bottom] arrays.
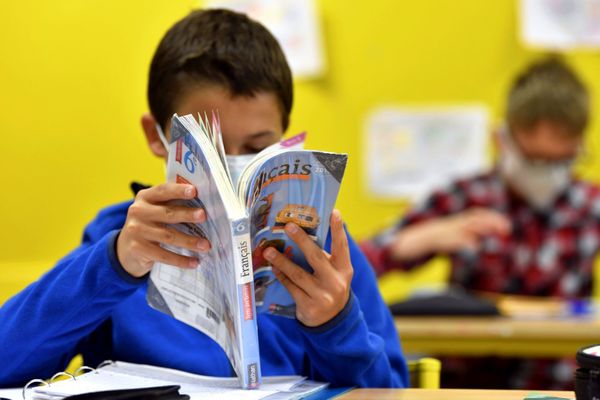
[[19, 361, 327, 400]]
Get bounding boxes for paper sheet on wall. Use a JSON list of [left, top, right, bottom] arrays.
[[364, 106, 489, 202], [521, 0, 600, 49], [206, 0, 325, 78]]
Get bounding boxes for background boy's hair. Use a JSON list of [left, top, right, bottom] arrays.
[[148, 8, 293, 131], [506, 56, 589, 135]]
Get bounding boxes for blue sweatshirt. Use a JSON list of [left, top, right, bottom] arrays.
[[0, 201, 408, 388]]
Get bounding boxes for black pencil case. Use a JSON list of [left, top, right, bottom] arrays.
[[63, 385, 190, 400], [575, 345, 600, 400]]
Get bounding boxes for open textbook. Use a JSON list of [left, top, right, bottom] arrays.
[[146, 113, 348, 389], [21, 361, 327, 400]]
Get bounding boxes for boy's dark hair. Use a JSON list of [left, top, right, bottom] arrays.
[[148, 9, 293, 131], [506, 56, 589, 135]]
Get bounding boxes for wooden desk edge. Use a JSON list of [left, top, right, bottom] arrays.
[[336, 388, 574, 400], [395, 316, 600, 357]]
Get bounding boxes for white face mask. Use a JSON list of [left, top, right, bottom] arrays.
[[156, 123, 170, 152], [226, 154, 256, 188], [158, 122, 256, 187], [499, 130, 573, 210]]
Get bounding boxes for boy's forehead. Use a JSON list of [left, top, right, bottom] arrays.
[[170, 85, 284, 138], [512, 120, 582, 161]]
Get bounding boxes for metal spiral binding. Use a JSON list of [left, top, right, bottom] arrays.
[[21, 360, 114, 399], [50, 371, 75, 382], [96, 360, 115, 369], [22, 379, 48, 400], [74, 366, 96, 376]]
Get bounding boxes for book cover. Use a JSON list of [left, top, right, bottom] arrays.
[[146, 113, 347, 388], [242, 150, 347, 317], [147, 115, 260, 389]]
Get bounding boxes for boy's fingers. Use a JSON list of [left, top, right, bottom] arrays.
[[493, 214, 512, 234], [330, 210, 351, 272], [284, 223, 330, 275], [138, 183, 196, 203], [263, 247, 315, 296], [468, 213, 511, 236], [272, 267, 309, 304], [142, 225, 211, 252], [131, 203, 206, 225], [457, 234, 480, 252], [131, 241, 199, 269]]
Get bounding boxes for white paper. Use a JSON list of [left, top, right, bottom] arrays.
[[0, 388, 21, 400], [206, 0, 325, 78], [29, 361, 316, 400], [364, 106, 490, 202], [521, 0, 600, 49]]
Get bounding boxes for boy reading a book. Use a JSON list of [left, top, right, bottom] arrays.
[[0, 9, 408, 388]]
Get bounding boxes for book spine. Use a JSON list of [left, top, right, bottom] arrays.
[[230, 218, 261, 389]]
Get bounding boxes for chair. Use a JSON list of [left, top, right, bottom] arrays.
[[407, 357, 441, 388], [65, 354, 84, 375]]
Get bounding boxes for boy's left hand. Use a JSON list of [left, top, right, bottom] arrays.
[[263, 209, 354, 327]]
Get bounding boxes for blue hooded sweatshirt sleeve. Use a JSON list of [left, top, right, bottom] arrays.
[[0, 201, 408, 389], [298, 230, 409, 388], [0, 203, 144, 387]]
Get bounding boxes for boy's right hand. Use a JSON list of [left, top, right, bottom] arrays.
[[116, 183, 210, 278], [390, 207, 511, 261]]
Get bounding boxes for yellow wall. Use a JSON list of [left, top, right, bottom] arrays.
[[1, 0, 600, 303]]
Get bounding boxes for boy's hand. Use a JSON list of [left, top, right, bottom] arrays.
[[433, 208, 511, 252], [390, 207, 511, 261], [117, 183, 211, 278], [263, 210, 353, 327]]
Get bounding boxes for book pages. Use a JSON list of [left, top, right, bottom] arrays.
[[27, 361, 327, 400], [147, 115, 260, 389]]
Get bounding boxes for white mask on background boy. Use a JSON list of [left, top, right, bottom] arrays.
[[226, 154, 256, 188], [499, 129, 573, 210]]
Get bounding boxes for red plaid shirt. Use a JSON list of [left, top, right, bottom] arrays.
[[360, 170, 600, 390], [362, 169, 600, 298]]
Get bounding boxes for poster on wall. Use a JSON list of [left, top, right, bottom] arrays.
[[521, 0, 600, 49], [206, 0, 325, 78], [364, 106, 490, 202]]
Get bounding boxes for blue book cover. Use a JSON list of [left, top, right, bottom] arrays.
[[242, 150, 347, 317]]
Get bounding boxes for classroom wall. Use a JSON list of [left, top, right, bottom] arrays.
[[1, 0, 600, 303]]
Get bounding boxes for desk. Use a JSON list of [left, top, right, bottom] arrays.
[[395, 316, 600, 357], [337, 388, 574, 399]]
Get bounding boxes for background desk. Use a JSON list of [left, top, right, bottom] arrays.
[[337, 388, 574, 399], [395, 316, 600, 357]]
